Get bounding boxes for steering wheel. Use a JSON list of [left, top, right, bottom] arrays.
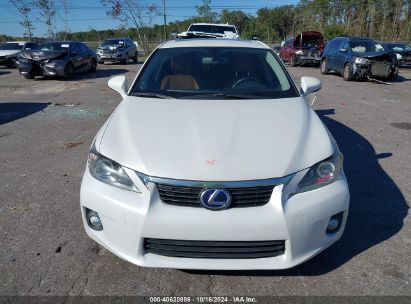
[[231, 77, 266, 89]]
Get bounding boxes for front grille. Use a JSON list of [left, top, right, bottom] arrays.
[[157, 184, 274, 208], [144, 238, 285, 259]]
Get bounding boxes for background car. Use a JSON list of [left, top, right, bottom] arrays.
[[383, 42, 411, 66], [178, 23, 240, 39], [17, 41, 97, 79], [0, 41, 39, 68], [96, 38, 138, 64], [280, 31, 324, 66], [320, 36, 398, 81]]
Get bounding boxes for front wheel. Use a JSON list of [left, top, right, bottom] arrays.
[[387, 71, 398, 82], [320, 59, 329, 75], [64, 62, 75, 79], [89, 59, 97, 73], [290, 55, 298, 67], [133, 52, 138, 63], [123, 54, 129, 65], [342, 63, 353, 81]]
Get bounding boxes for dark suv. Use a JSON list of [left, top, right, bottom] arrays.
[[320, 36, 398, 81]]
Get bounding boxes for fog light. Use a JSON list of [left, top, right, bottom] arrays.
[[326, 211, 344, 234], [86, 208, 103, 231], [327, 219, 339, 230]]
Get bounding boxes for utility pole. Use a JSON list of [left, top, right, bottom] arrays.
[[163, 0, 167, 41]]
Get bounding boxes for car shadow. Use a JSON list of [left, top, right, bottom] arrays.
[[182, 109, 408, 276], [71, 68, 129, 80], [0, 70, 11, 75], [395, 75, 411, 82], [0, 102, 50, 125]]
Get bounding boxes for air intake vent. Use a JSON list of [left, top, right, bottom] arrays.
[[144, 238, 285, 259]]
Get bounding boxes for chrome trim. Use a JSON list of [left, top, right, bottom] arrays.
[[135, 172, 295, 188]]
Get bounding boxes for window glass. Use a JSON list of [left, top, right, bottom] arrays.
[[0, 43, 24, 50], [349, 39, 385, 53], [131, 47, 298, 99]]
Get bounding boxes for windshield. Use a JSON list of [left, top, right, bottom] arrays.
[[0, 43, 24, 50], [40, 42, 71, 51], [188, 25, 236, 34], [131, 47, 298, 99], [102, 39, 126, 46], [386, 43, 411, 51], [350, 40, 385, 53]]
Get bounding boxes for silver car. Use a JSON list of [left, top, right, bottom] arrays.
[[97, 38, 138, 64]]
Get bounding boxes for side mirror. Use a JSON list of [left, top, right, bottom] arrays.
[[108, 75, 127, 97], [339, 48, 347, 52], [300, 76, 322, 96]]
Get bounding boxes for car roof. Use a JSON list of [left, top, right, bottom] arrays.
[[44, 41, 78, 43], [335, 36, 376, 41], [190, 23, 236, 27], [106, 38, 130, 40], [6, 41, 28, 44], [159, 39, 269, 49]]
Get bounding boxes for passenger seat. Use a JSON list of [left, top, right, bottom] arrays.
[[160, 75, 199, 90]]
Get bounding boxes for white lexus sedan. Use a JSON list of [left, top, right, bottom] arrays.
[[80, 39, 350, 270]]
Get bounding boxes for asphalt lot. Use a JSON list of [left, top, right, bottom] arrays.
[[0, 61, 410, 297]]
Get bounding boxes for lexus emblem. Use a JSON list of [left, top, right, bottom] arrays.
[[199, 188, 231, 210]]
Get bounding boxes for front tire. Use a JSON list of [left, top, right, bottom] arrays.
[[123, 54, 129, 65], [320, 58, 329, 75], [64, 62, 75, 79], [343, 63, 353, 81], [89, 59, 97, 73], [290, 55, 298, 67], [24, 74, 35, 79], [133, 52, 138, 63]]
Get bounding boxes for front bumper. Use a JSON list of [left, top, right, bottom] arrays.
[[97, 52, 126, 61], [0, 56, 16, 66], [17, 59, 66, 77], [80, 169, 350, 270], [353, 62, 398, 80]]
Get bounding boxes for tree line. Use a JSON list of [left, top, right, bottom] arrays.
[[3, 0, 411, 49]]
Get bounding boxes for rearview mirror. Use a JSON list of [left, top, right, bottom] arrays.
[[108, 75, 127, 97], [300, 76, 322, 96]]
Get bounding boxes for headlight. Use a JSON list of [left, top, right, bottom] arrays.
[[88, 144, 140, 192], [295, 50, 304, 55], [396, 53, 403, 60], [354, 57, 371, 65], [293, 147, 343, 194]]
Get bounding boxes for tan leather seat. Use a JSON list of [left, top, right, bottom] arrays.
[[160, 74, 199, 90]]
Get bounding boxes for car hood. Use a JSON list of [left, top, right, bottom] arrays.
[[20, 50, 68, 61], [98, 96, 334, 181], [0, 50, 20, 56]]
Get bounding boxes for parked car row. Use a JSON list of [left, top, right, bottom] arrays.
[[277, 32, 410, 82], [0, 38, 139, 80]]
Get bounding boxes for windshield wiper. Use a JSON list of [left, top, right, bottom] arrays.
[[181, 93, 265, 99], [132, 92, 175, 99]]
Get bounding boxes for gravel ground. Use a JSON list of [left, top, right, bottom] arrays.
[[0, 61, 410, 298]]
